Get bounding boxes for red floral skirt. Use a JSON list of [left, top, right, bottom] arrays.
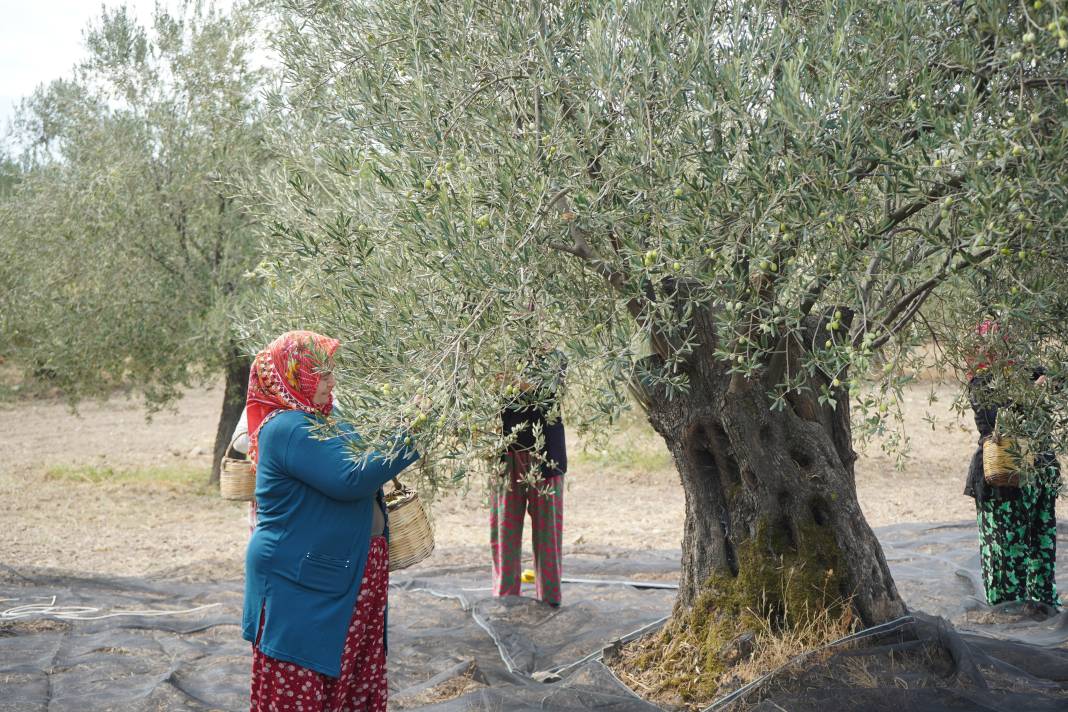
[[250, 536, 389, 712]]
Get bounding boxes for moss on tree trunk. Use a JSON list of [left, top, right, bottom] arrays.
[[624, 341, 905, 701]]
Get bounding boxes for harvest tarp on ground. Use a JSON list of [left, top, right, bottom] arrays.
[[0, 522, 1065, 711]]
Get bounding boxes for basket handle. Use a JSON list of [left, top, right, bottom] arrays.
[[226, 429, 248, 459], [990, 412, 1004, 444], [391, 477, 408, 493]]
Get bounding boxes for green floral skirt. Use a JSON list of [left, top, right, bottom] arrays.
[[976, 476, 1059, 607]]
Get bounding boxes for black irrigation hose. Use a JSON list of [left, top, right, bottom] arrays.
[[548, 614, 672, 678], [396, 581, 668, 682], [559, 576, 679, 590], [391, 576, 678, 679], [580, 610, 917, 711], [389, 582, 528, 678], [703, 615, 916, 711], [393, 579, 916, 712]]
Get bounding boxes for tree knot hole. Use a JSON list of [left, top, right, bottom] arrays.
[[789, 446, 813, 470]]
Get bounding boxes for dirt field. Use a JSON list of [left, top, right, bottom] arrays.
[[0, 379, 989, 581]]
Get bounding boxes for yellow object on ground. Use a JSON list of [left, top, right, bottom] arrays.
[[521, 569, 536, 583]]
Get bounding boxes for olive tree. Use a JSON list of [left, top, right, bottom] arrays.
[[0, 2, 267, 481], [0, 157, 19, 198], [0, 156, 22, 349], [251, 0, 1067, 650]]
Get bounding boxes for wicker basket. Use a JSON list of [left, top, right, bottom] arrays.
[[386, 479, 434, 572], [220, 435, 256, 501], [982, 434, 1029, 487]]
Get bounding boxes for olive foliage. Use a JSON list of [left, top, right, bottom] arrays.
[[0, 2, 267, 462], [248, 0, 1068, 483]]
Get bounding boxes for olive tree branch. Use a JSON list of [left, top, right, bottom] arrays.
[[868, 247, 996, 350]]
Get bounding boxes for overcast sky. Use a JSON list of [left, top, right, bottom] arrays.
[[0, 0, 237, 140]]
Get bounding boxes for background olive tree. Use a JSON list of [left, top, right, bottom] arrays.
[[0, 157, 18, 197], [0, 2, 268, 481], [249, 0, 1067, 666], [0, 156, 23, 352]]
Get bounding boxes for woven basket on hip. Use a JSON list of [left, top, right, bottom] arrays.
[[982, 433, 1029, 487], [220, 434, 256, 501], [386, 478, 434, 572]]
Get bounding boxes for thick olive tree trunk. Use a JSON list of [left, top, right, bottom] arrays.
[[210, 348, 252, 485], [635, 327, 905, 627]]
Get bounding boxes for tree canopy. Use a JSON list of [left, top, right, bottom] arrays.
[[253, 0, 1068, 477], [1, 0, 1065, 698], [0, 1, 268, 477], [248, 1, 1068, 687]]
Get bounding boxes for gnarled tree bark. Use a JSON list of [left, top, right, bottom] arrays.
[[210, 346, 251, 485], [634, 314, 905, 626]]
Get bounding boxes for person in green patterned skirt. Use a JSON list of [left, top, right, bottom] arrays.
[[963, 320, 1061, 610]]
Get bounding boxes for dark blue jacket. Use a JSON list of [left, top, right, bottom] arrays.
[[501, 350, 567, 479], [242, 410, 418, 676]]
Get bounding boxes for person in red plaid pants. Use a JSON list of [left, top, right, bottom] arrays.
[[492, 349, 567, 606]]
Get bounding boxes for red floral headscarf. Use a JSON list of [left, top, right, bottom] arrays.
[[245, 330, 340, 470], [965, 319, 1014, 379]]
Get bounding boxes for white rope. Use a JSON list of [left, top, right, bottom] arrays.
[[1, 595, 221, 622]]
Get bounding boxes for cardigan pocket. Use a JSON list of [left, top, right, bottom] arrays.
[[297, 552, 355, 593]]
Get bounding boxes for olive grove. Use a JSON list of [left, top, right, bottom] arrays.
[[0, 2, 267, 481], [248, 0, 1068, 686]]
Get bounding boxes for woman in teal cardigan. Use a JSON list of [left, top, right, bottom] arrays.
[[242, 331, 419, 712]]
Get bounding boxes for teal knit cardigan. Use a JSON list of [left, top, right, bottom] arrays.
[[242, 410, 418, 676]]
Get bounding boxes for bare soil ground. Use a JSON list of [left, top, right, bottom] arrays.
[[0, 379, 987, 581]]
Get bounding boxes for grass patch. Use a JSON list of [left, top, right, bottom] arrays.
[[0, 362, 58, 402], [44, 463, 212, 494], [573, 409, 674, 473], [573, 444, 673, 473]]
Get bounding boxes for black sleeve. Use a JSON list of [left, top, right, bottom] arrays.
[[967, 376, 999, 439]]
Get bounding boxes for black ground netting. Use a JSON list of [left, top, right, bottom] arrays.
[[0, 523, 1066, 711], [878, 521, 1068, 645], [715, 612, 1068, 712]]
